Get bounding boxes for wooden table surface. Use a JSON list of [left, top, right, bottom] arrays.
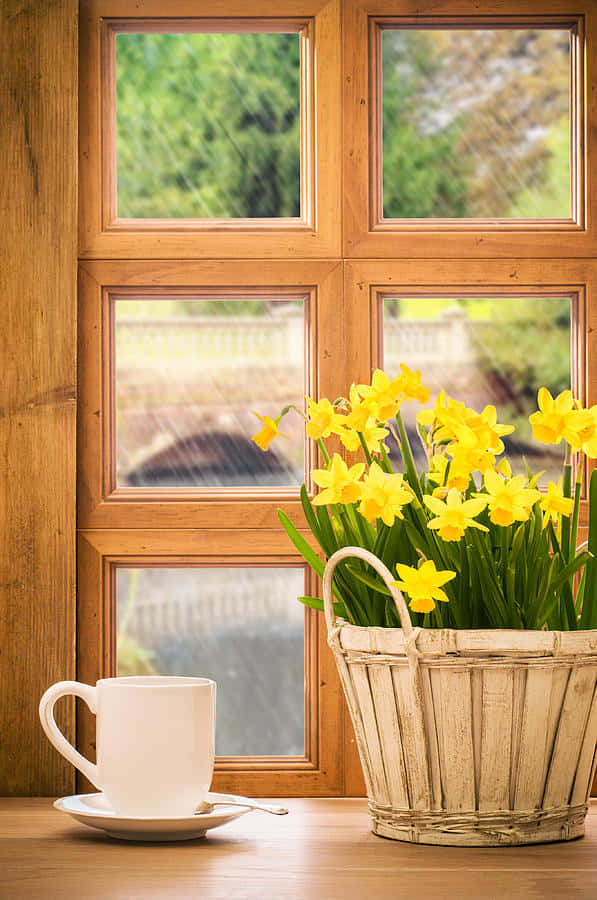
[[1, 799, 597, 899]]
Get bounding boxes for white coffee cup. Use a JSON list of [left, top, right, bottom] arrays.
[[39, 676, 216, 817]]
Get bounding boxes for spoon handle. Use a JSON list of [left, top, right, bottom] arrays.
[[198, 800, 288, 815]]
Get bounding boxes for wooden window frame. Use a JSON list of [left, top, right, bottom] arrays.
[[77, 259, 349, 795], [77, 535, 346, 796], [345, 257, 595, 519], [343, 0, 597, 258], [72, 0, 597, 801], [78, 259, 343, 530], [79, 0, 341, 258]]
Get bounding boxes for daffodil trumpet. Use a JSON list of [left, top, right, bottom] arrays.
[[252, 372, 597, 631]]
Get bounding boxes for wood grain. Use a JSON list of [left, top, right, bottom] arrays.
[[0, 0, 78, 795], [77, 259, 343, 531], [1, 798, 597, 900], [342, 0, 597, 259], [76, 529, 345, 797], [478, 668, 512, 812], [79, 0, 341, 258]]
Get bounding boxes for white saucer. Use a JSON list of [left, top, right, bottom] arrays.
[[54, 792, 254, 841]]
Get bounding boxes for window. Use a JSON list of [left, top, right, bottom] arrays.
[[79, 3, 340, 258], [78, 0, 596, 798], [113, 293, 307, 489], [115, 30, 302, 220], [116, 565, 306, 756], [380, 27, 572, 220], [380, 294, 573, 479], [78, 258, 345, 796], [343, 1, 593, 258]]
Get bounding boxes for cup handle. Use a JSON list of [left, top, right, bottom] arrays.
[[39, 681, 101, 790]]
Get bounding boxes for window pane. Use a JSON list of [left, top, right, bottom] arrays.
[[115, 297, 305, 488], [382, 28, 571, 219], [115, 32, 301, 218], [382, 297, 571, 481], [116, 567, 305, 756]]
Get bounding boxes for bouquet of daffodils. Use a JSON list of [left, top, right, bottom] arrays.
[[253, 367, 597, 631]]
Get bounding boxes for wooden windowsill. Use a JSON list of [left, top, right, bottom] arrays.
[[1, 798, 596, 899]]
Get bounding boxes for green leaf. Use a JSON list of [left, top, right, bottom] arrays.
[[580, 468, 597, 628], [569, 459, 583, 564], [277, 509, 341, 605], [395, 410, 423, 501], [315, 504, 338, 557], [300, 485, 322, 545], [298, 595, 347, 618], [345, 563, 392, 596], [561, 464, 572, 563]]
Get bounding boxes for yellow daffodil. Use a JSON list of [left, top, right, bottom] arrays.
[[446, 443, 496, 490], [305, 396, 344, 441], [454, 405, 514, 455], [431, 485, 450, 500], [419, 393, 468, 443], [340, 419, 389, 455], [358, 462, 413, 526], [394, 364, 430, 404], [540, 478, 574, 528], [419, 393, 514, 455], [445, 468, 473, 493], [496, 457, 512, 478], [426, 451, 468, 492], [312, 454, 365, 506], [357, 370, 403, 422], [345, 384, 375, 432], [563, 405, 597, 458], [529, 388, 575, 445], [251, 412, 289, 451], [337, 427, 361, 453], [477, 469, 540, 527], [427, 452, 448, 483], [424, 489, 488, 541], [417, 390, 448, 429], [391, 560, 456, 614]]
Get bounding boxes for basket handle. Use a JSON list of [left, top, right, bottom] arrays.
[[323, 546, 414, 639]]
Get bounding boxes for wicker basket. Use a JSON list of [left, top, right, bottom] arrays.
[[323, 547, 597, 846]]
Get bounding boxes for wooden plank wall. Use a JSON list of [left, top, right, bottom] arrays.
[[0, 0, 78, 795]]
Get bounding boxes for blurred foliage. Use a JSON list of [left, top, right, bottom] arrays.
[[116, 27, 570, 222], [115, 26, 573, 423], [381, 31, 469, 218], [117, 632, 158, 677], [386, 297, 571, 436], [117, 569, 158, 676], [116, 32, 301, 218], [382, 28, 570, 218], [510, 117, 571, 217]]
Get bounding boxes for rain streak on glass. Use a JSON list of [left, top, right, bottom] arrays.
[[116, 567, 305, 757], [115, 297, 305, 488], [382, 28, 571, 218], [115, 32, 301, 218], [382, 297, 571, 482]]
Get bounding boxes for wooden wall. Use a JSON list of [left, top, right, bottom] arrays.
[[0, 0, 78, 795]]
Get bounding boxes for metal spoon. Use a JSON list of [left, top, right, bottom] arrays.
[[196, 799, 288, 816]]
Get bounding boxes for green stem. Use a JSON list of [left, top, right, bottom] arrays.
[[570, 454, 583, 564], [380, 443, 393, 474], [357, 431, 373, 466], [317, 438, 330, 467], [561, 463, 572, 563]]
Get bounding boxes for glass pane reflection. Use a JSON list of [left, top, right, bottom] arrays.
[[116, 32, 301, 219], [115, 297, 305, 488], [382, 297, 571, 482], [116, 566, 305, 757], [382, 28, 571, 218]]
